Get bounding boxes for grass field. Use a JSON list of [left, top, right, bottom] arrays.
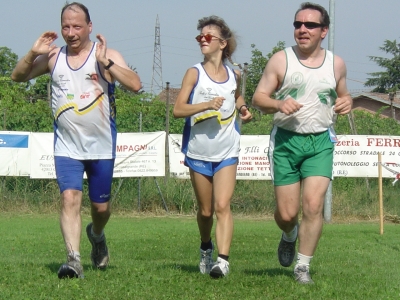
[[0, 213, 399, 300]]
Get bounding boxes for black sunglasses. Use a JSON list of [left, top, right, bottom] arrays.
[[293, 21, 325, 29]]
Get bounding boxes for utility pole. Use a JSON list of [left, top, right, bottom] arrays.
[[324, 0, 335, 223], [165, 82, 170, 183], [389, 92, 395, 119]]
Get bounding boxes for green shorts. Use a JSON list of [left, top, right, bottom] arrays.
[[268, 126, 334, 186]]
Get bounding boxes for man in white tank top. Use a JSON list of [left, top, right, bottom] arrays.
[[252, 2, 352, 284], [11, 2, 141, 279]]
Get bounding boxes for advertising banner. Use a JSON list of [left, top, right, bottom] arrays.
[[0, 131, 30, 176], [29, 132, 166, 179]]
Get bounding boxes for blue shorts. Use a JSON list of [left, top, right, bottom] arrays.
[[54, 156, 115, 203], [184, 156, 238, 176]]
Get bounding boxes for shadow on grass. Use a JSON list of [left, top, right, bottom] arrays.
[[164, 263, 198, 273], [243, 267, 292, 278], [46, 262, 114, 275]]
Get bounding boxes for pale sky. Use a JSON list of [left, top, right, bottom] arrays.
[[2, 0, 399, 95]]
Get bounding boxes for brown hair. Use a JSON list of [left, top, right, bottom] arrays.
[[197, 15, 237, 64], [295, 2, 330, 27]]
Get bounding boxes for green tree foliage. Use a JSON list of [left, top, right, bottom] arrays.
[[114, 88, 184, 134], [28, 75, 51, 101], [0, 47, 18, 77], [244, 42, 285, 104], [365, 39, 400, 93], [0, 80, 53, 132]]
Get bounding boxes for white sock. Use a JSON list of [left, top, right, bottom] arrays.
[[296, 253, 312, 267], [91, 227, 105, 242], [283, 225, 298, 242]]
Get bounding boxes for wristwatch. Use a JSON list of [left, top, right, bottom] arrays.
[[104, 59, 114, 70]]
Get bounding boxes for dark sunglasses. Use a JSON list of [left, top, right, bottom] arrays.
[[195, 34, 223, 43], [293, 21, 325, 29]]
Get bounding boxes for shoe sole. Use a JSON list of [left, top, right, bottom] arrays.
[[57, 264, 83, 279], [210, 267, 225, 278]]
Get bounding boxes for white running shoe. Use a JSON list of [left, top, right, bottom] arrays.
[[199, 245, 214, 274], [294, 264, 314, 284], [210, 257, 229, 278]]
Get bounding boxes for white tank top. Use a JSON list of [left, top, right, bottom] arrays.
[[274, 47, 337, 134], [51, 43, 116, 159], [181, 63, 240, 161]]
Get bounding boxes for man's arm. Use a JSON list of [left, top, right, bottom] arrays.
[[96, 34, 141, 92], [333, 55, 353, 115], [252, 50, 303, 115], [11, 31, 58, 82]]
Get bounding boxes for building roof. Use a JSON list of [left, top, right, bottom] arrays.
[[351, 91, 400, 108], [158, 88, 181, 104]]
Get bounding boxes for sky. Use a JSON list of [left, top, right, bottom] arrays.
[[2, 0, 400, 95]]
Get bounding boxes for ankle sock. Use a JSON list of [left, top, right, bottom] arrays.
[[200, 239, 213, 251], [283, 225, 298, 242], [296, 253, 313, 267], [218, 254, 229, 261], [91, 227, 105, 242]]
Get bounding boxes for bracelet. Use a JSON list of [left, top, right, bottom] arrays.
[[238, 104, 249, 114], [24, 56, 33, 64]]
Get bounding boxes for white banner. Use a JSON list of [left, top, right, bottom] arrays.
[[29, 132, 166, 179], [333, 135, 400, 178], [30, 132, 55, 179], [168, 134, 271, 180], [4, 132, 400, 180], [0, 131, 30, 176], [169, 134, 400, 180], [168, 134, 188, 179], [114, 132, 165, 177]]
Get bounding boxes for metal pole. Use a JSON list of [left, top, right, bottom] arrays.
[[165, 82, 170, 183], [241, 63, 248, 101], [138, 112, 142, 211], [324, 0, 335, 223]]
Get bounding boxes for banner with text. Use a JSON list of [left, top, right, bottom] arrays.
[[0, 131, 30, 176], [333, 135, 400, 178], [29, 132, 165, 179], [169, 134, 400, 180], [113, 131, 165, 177], [168, 134, 271, 180]]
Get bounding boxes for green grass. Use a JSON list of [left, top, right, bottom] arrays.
[[0, 214, 399, 299]]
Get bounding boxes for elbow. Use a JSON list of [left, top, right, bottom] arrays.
[[251, 95, 259, 109], [128, 80, 142, 93], [172, 108, 183, 119], [10, 73, 23, 82]]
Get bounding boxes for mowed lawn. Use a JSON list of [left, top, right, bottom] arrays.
[[0, 213, 399, 299]]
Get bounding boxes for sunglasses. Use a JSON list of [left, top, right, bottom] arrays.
[[293, 21, 325, 29], [195, 34, 223, 43]]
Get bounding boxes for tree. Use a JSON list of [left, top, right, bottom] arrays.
[[365, 39, 400, 93], [28, 75, 51, 102], [244, 42, 285, 104], [0, 47, 18, 77]]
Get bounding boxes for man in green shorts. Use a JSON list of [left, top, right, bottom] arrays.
[[252, 2, 352, 284]]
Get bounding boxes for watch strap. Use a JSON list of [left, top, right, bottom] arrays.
[[104, 59, 114, 70]]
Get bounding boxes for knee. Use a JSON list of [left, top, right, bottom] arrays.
[[275, 209, 297, 224], [61, 190, 81, 208], [198, 207, 213, 219], [214, 200, 230, 216], [302, 200, 323, 219], [91, 202, 111, 215]]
